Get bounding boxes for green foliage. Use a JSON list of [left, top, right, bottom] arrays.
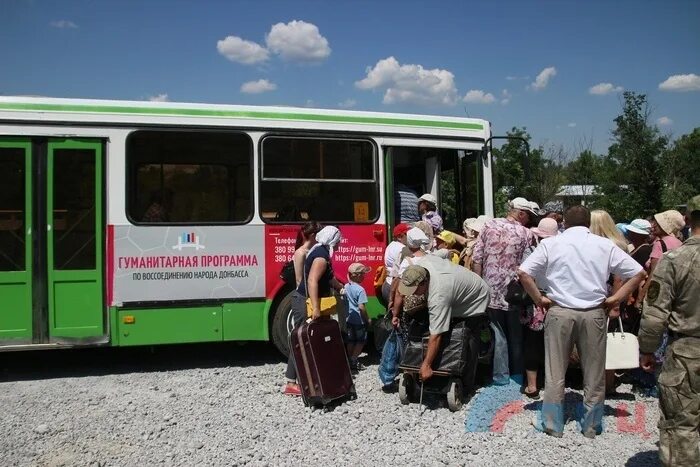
[[492, 127, 530, 199], [492, 92, 698, 221], [660, 128, 700, 208], [492, 127, 566, 210], [596, 92, 668, 220]]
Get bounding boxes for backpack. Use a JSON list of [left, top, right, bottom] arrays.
[[373, 265, 387, 296]]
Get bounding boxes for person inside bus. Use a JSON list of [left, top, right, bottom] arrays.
[[394, 184, 421, 223], [142, 189, 172, 222], [418, 193, 443, 234], [283, 221, 323, 396]]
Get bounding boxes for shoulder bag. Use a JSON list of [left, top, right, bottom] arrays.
[[304, 260, 337, 318]]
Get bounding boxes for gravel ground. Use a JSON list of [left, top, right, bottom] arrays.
[[0, 343, 660, 466]]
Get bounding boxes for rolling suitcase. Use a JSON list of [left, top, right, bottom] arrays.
[[291, 318, 356, 407]]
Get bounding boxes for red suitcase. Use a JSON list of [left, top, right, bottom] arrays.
[[291, 318, 356, 407]]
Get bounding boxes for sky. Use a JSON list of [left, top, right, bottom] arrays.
[[1, 0, 699, 156]]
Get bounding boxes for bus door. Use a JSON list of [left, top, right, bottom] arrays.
[[384, 146, 482, 233], [0, 137, 105, 346]]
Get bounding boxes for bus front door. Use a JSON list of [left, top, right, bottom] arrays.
[[0, 138, 105, 347], [385, 146, 477, 233]]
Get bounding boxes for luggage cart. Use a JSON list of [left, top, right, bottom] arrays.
[[397, 317, 486, 412]]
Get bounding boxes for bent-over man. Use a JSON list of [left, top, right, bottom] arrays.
[[396, 255, 490, 381]]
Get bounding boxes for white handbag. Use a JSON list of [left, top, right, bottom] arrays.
[[605, 317, 640, 370]]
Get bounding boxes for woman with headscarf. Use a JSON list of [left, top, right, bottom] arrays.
[[302, 226, 345, 320]]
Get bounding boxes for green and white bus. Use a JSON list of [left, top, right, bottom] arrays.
[[0, 96, 494, 355]]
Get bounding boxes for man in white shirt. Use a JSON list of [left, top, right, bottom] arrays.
[[382, 223, 410, 304], [518, 205, 645, 438]]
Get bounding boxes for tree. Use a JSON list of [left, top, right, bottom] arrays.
[[492, 127, 530, 200], [660, 128, 700, 209], [525, 145, 567, 206], [565, 150, 604, 207], [596, 92, 668, 220]]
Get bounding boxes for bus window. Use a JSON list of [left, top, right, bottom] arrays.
[[126, 130, 252, 224], [259, 136, 378, 223], [0, 148, 25, 271]]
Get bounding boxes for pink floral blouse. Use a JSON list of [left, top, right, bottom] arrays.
[[472, 218, 533, 310]]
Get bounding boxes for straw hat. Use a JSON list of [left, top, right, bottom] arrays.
[[654, 210, 684, 235]]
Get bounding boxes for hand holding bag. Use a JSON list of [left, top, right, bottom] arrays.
[[305, 296, 338, 318], [605, 317, 640, 370], [303, 261, 338, 318]]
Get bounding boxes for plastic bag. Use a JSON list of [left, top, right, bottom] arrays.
[[378, 330, 403, 386]]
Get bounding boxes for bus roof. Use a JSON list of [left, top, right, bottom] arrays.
[[0, 96, 490, 139]]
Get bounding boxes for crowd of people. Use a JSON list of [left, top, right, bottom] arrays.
[[281, 192, 699, 465]]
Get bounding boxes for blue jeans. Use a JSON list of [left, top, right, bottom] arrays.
[[488, 307, 524, 385]]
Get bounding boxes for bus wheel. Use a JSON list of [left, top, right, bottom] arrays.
[[271, 290, 295, 358]]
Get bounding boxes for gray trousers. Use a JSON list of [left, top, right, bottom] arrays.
[[541, 306, 606, 435]]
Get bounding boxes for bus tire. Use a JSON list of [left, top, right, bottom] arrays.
[[271, 290, 295, 358]]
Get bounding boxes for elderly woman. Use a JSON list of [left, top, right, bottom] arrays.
[[638, 210, 685, 304], [460, 215, 489, 270], [520, 217, 559, 398], [418, 193, 443, 234]]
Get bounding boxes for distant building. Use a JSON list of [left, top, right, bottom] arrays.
[[554, 185, 597, 207]]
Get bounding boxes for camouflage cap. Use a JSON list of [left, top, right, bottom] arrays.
[[398, 265, 428, 296], [687, 194, 700, 214]]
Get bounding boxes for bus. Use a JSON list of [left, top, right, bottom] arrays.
[[0, 96, 495, 356]]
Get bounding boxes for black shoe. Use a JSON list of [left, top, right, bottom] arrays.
[[520, 386, 540, 399], [381, 381, 398, 393]]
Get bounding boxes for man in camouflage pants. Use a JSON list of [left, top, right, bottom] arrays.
[[638, 194, 700, 466]]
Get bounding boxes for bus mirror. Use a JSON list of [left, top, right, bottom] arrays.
[[480, 145, 488, 162]]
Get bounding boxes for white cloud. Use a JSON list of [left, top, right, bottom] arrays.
[[658, 73, 700, 92], [589, 82, 624, 95], [355, 56, 458, 106], [506, 75, 529, 81], [567, 122, 577, 128], [529, 66, 557, 91], [463, 90, 496, 104], [240, 79, 277, 94], [500, 89, 511, 105], [657, 116, 673, 126], [217, 36, 269, 65], [148, 94, 169, 102], [265, 20, 331, 62], [305, 99, 315, 107], [338, 98, 356, 109], [50, 20, 77, 29]]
